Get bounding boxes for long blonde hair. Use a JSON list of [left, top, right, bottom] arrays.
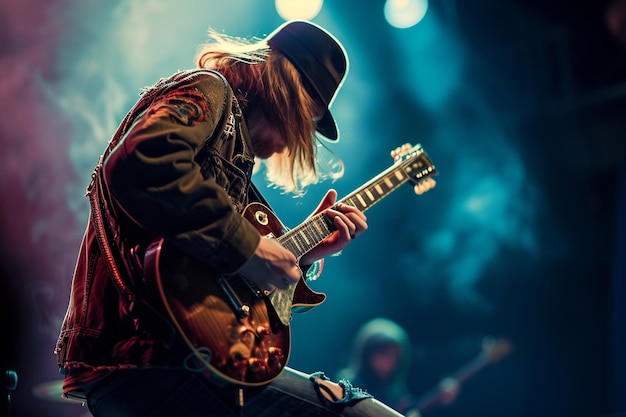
[[195, 29, 343, 195]]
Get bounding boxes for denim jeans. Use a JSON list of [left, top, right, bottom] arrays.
[[86, 367, 404, 417]]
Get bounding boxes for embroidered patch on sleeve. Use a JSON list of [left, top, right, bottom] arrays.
[[149, 87, 210, 126]]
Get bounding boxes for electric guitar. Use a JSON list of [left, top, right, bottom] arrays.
[[144, 144, 437, 386], [406, 337, 513, 416]]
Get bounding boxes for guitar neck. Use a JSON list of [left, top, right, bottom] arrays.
[[278, 146, 436, 258]]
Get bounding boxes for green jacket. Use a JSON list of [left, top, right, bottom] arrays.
[[55, 69, 261, 397]]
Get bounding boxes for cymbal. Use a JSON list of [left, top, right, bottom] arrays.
[[32, 380, 66, 403]]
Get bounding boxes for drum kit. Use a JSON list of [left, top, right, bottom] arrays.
[[32, 379, 72, 404]]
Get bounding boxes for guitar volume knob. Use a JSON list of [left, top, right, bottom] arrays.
[[267, 346, 284, 367], [268, 346, 283, 358], [248, 357, 263, 370], [256, 326, 270, 337]]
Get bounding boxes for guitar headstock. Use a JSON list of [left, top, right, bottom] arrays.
[[390, 143, 438, 195]]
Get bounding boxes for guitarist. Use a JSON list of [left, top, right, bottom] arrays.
[[54, 20, 427, 417], [337, 318, 420, 415]]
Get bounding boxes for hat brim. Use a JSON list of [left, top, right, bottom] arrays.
[[315, 107, 338, 141]]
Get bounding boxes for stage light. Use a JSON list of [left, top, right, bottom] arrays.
[[384, 0, 428, 28], [275, 0, 323, 21]]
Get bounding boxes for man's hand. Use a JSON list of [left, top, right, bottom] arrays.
[[237, 237, 301, 292], [299, 189, 368, 266]]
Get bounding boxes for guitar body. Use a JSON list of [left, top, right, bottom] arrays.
[[144, 202, 326, 387]]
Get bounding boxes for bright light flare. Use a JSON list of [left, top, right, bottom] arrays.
[[275, 0, 323, 21], [384, 0, 428, 29]]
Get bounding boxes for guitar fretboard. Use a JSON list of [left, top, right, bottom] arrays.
[[278, 146, 436, 258]]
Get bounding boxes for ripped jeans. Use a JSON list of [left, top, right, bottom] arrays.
[[85, 367, 404, 417]]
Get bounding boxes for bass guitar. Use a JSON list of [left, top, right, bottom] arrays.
[[144, 144, 437, 386]]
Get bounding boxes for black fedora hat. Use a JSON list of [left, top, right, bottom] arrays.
[[266, 20, 349, 141]]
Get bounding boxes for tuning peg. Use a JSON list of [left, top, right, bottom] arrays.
[[414, 177, 436, 195], [390, 143, 414, 161]]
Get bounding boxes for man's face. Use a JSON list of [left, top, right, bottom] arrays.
[[370, 344, 401, 380]]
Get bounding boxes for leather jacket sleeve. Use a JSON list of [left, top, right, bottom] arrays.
[[102, 71, 260, 274]]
